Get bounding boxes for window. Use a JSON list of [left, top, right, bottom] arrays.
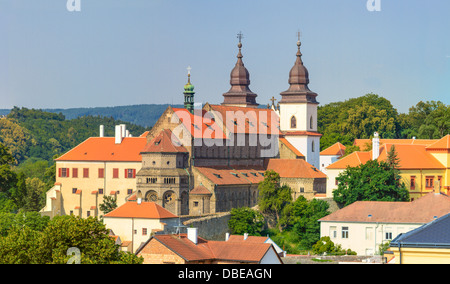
[[99, 188, 104, 194], [330, 226, 337, 239], [147, 177, 157, 184], [113, 168, 119, 178], [98, 168, 104, 178], [385, 231, 393, 240], [312, 141, 315, 152], [426, 176, 434, 189], [290, 116, 297, 129], [86, 211, 90, 217], [410, 176, 416, 190], [193, 201, 199, 207], [365, 227, 374, 240], [335, 178, 339, 186], [127, 189, 133, 195], [310, 116, 313, 129], [72, 168, 78, 178], [342, 227, 349, 239], [72, 188, 78, 194], [142, 228, 147, 235], [125, 169, 136, 178], [59, 168, 70, 178], [83, 168, 89, 178], [164, 177, 176, 184], [300, 187, 305, 193]]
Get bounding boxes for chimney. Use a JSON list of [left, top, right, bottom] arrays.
[[372, 132, 380, 160], [126, 130, 130, 137], [99, 125, 104, 137], [115, 125, 122, 144], [225, 232, 230, 241], [244, 233, 248, 240], [120, 124, 126, 138], [187, 227, 198, 245]]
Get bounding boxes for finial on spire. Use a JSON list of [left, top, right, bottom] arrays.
[[187, 66, 192, 83], [236, 31, 244, 58]]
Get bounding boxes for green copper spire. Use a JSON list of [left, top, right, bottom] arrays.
[[184, 66, 195, 113]]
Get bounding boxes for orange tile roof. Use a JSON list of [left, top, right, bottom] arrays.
[[266, 159, 326, 179], [353, 138, 438, 151], [327, 143, 445, 170], [143, 234, 275, 263], [279, 137, 304, 157], [104, 201, 178, 219], [426, 135, 450, 151], [172, 108, 226, 139], [378, 144, 445, 170], [319, 192, 450, 224], [141, 129, 187, 153], [283, 131, 322, 137], [326, 151, 372, 169], [226, 235, 269, 243], [320, 142, 346, 156], [55, 137, 147, 162]]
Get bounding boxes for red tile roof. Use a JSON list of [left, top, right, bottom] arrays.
[[426, 135, 450, 151], [266, 159, 326, 179], [319, 192, 450, 224], [320, 142, 346, 156], [172, 108, 226, 139], [378, 144, 445, 170], [140, 129, 187, 153], [55, 137, 147, 162], [143, 234, 276, 263], [104, 202, 178, 219], [353, 138, 437, 151], [194, 166, 265, 185], [190, 185, 212, 195]]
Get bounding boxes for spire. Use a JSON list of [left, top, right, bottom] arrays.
[[222, 32, 258, 107], [184, 66, 195, 114], [279, 33, 318, 104]]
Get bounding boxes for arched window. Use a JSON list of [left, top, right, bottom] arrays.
[[291, 116, 297, 129], [312, 140, 315, 152], [310, 116, 313, 129]]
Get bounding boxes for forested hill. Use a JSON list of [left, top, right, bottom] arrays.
[[0, 104, 183, 128], [0, 107, 151, 165]]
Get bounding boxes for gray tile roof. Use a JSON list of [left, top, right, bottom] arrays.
[[390, 213, 450, 248]]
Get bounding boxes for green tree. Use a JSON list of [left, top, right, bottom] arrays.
[[99, 195, 118, 216], [0, 215, 143, 264], [228, 207, 264, 236], [333, 160, 409, 207], [258, 170, 292, 231]]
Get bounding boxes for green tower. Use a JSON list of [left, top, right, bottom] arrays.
[[184, 66, 195, 114]]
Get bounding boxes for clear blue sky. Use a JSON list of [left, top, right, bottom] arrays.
[[1, 0, 449, 113]]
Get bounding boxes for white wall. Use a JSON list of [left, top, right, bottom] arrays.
[[320, 221, 421, 256]]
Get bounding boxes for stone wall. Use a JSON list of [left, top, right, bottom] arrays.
[[180, 212, 231, 241]]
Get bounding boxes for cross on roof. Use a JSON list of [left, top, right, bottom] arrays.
[[270, 96, 277, 105], [187, 66, 191, 75], [237, 31, 244, 43]]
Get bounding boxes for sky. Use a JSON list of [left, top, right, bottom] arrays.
[[1, 0, 449, 114]]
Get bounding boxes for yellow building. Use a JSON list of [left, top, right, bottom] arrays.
[[40, 125, 148, 218], [326, 135, 450, 200]]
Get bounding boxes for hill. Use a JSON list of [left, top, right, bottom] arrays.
[[0, 104, 183, 128]]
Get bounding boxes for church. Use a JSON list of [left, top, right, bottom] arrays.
[[40, 35, 327, 218]]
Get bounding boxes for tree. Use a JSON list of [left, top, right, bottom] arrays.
[[333, 160, 409, 207], [0, 215, 143, 264], [99, 195, 117, 216], [228, 207, 264, 236], [258, 170, 292, 231], [386, 144, 400, 169]]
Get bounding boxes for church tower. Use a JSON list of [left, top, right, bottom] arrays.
[[278, 35, 321, 169], [184, 66, 195, 114], [222, 32, 259, 108]]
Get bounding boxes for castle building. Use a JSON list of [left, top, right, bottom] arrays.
[[41, 35, 326, 218]]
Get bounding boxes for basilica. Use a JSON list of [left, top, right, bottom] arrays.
[[41, 36, 327, 218]]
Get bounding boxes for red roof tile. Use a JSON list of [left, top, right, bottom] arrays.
[[279, 137, 304, 157], [426, 135, 450, 151], [172, 108, 226, 139], [141, 129, 187, 153], [266, 159, 326, 179], [195, 166, 265, 185], [55, 137, 147, 162], [320, 142, 346, 156], [104, 202, 178, 219]]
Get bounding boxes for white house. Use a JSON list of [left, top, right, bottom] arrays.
[[103, 201, 179, 253], [318, 192, 450, 255]]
